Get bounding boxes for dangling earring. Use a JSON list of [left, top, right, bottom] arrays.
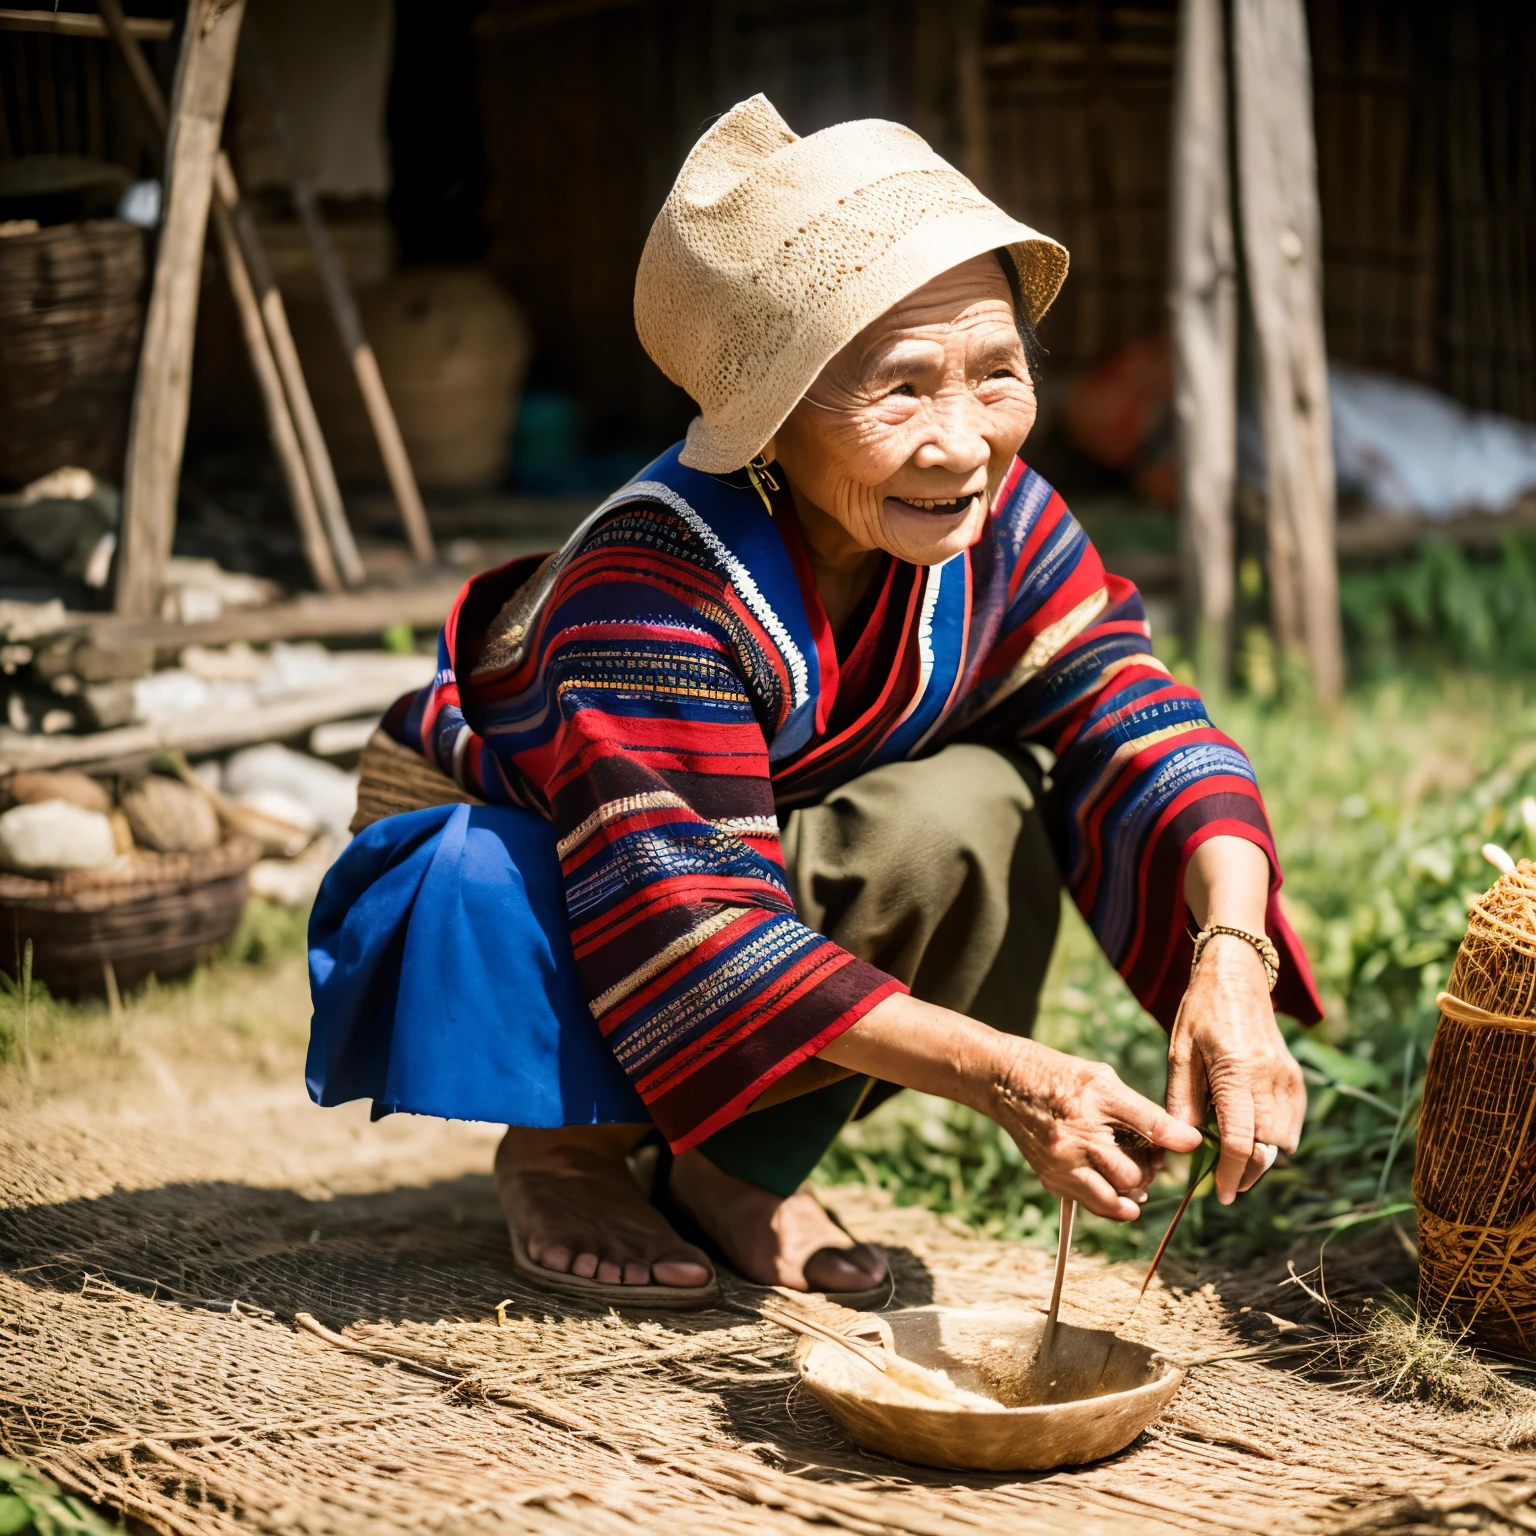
[[745, 454, 779, 517]]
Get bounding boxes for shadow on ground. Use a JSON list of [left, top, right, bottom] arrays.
[[0, 1174, 933, 1336]]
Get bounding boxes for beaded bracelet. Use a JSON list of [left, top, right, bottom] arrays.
[[1191, 923, 1280, 992]]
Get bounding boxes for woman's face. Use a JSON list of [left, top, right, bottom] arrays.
[[769, 254, 1037, 566]]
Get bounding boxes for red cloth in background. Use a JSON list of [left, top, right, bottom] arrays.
[[1064, 333, 1177, 507]]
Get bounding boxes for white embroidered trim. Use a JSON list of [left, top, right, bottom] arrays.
[[713, 814, 780, 840], [605, 479, 811, 713], [557, 796, 781, 861], [892, 553, 954, 732]]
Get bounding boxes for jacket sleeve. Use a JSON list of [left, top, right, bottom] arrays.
[[458, 518, 904, 1151], [963, 472, 1322, 1029]]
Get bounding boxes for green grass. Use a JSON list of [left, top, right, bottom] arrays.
[[0, 898, 309, 1072], [817, 670, 1536, 1263], [0, 1461, 119, 1536]]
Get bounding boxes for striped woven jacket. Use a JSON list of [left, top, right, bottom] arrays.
[[392, 444, 1321, 1151]]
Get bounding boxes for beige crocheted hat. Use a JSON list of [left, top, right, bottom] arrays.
[[635, 94, 1068, 475]]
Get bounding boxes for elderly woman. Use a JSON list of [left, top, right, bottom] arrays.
[[308, 95, 1320, 1308]]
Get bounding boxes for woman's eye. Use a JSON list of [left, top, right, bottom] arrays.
[[987, 368, 1014, 380], [887, 382, 917, 398]]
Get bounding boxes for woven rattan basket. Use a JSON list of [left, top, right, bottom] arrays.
[[0, 836, 260, 996], [0, 219, 146, 486], [1414, 861, 1536, 1360]]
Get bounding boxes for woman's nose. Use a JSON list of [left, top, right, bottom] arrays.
[[910, 392, 991, 475]]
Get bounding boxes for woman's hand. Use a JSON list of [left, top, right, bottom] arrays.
[[989, 1039, 1205, 1221], [1174, 837, 1307, 1205], [818, 997, 1203, 1224]]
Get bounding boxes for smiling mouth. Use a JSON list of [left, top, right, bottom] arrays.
[[887, 494, 981, 516]]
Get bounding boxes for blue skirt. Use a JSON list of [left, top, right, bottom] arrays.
[[306, 803, 647, 1126]]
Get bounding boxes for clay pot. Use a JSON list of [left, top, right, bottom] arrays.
[[288, 265, 531, 493]]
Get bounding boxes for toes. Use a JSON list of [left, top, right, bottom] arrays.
[[804, 1242, 887, 1295], [595, 1257, 624, 1285], [571, 1250, 600, 1279], [622, 1259, 652, 1286], [651, 1257, 713, 1289], [528, 1241, 575, 1275]]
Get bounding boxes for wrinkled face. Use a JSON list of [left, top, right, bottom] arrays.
[[769, 254, 1037, 566]]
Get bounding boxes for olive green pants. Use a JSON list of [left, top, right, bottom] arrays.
[[697, 744, 1062, 1195]]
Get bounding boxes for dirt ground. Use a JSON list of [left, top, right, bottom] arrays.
[[1, 957, 1534, 1536]]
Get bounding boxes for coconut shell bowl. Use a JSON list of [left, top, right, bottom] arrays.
[[795, 1304, 1184, 1472]]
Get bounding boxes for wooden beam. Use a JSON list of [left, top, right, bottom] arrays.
[[1335, 499, 1536, 558], [0, 653, 435, 773], [1168, 0, 1237, 691], [0, 8, 171, 38], [77, 577, 465, 652], [1234, 0, 1343, 704], [114, 0, 248, 620]]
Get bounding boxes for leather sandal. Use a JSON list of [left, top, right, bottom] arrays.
[[507, 1223, 719, 1310], [642, 1141, 892, 1310]]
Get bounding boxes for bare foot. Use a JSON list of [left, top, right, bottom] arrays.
[[670, 1149, 887, 1294], [495, 1125, 713, 1289]]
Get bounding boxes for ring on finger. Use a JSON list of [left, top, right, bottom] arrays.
[[1254, 1141, 1279, 1173]]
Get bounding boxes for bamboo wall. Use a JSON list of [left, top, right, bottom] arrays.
[[1312, 0, 1536, 423], [471, 0, 1536, 448], [981, 2, 1176, 377], [1, 0, 1530, 458], [0, 28, 161, 176]]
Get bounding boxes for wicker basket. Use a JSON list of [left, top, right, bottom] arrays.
[[0, 836, 261, 996], [1414, 861, 1536, 1360], [0, 219, 146, 486]]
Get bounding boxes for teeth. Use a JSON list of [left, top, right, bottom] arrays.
[[910, 496, 969, 511]]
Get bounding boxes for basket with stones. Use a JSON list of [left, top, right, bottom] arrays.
[[1414, 860, 1536, 1360], [0, 769, 260, 995]]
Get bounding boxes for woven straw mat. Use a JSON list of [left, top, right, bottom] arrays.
[[1, 1021, 1533, 1536]]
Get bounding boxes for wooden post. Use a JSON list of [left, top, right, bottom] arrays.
[[243, 31, 436, 565], [114, 0, 248, 619], [99, 0, 351, 597], [213, 154, 366, 586], [1169, 0, 1237, 692], [209, 196, 342, 593], [1234, 0, 1343, 705], [952, 0, 989, 193]]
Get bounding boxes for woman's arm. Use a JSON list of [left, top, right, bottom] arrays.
[[1172, 835, 1307, 1204], [957, 467, 1323, 1035], [819, 994, 1203, 1221]]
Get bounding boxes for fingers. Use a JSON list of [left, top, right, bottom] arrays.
[[1088, 1137, 1154, 1194], [1164, 1032, 1207, 1129], [1111, 1082, 1206, 1156], [1212, 1087, 1255, 1205], [1238, 1141, 1279, 1194], [1054, 1165, 1140, 1223], [1277, 1056, 1307, 1151], [1114, 1128, 1164, 1195]]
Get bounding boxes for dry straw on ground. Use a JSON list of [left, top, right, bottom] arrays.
[[1415, 861, 1536, 1359], [2, 995, 1536, 1536]]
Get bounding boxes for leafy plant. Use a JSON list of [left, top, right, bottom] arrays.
[[0, 1460, 119, 1536], [1340, 536, 1536, 677]]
